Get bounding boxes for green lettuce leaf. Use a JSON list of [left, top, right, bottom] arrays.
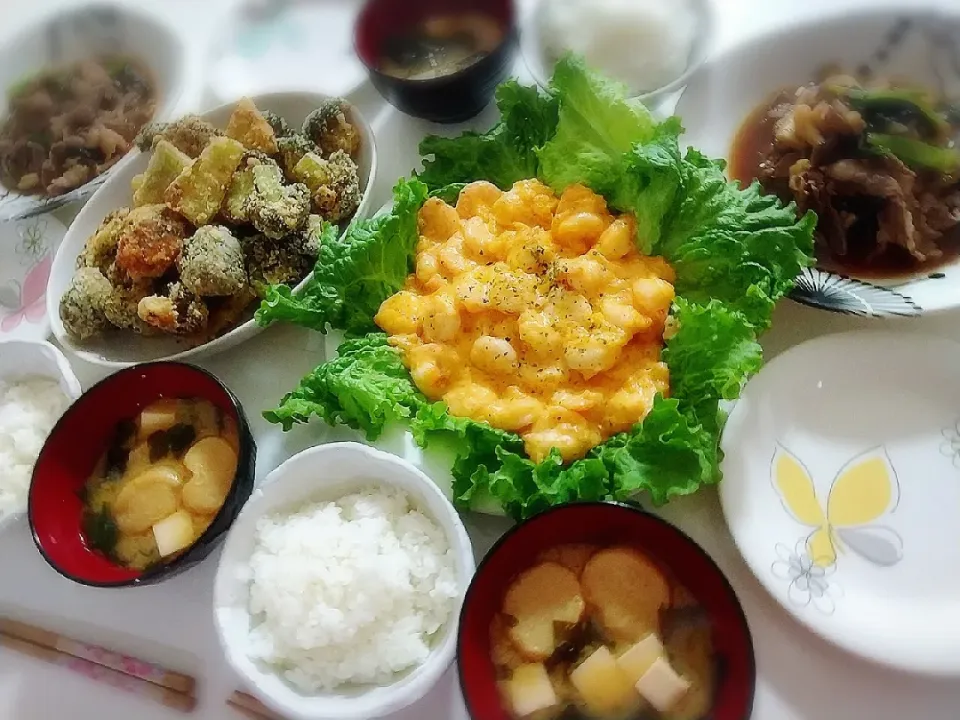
[[418, 81, 559, 191], [255, 178, 428, 334]]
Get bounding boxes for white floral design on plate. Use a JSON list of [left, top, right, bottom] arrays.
[[772, 541, 843, 615]]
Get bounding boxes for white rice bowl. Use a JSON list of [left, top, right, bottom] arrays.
[[213, 443, 475, 720]]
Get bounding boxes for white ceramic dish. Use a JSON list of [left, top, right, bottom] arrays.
[[0, 339, 82, 531], [0, 215, 67, 341], [213, 442, 474, 720], [720, 330, 960, 676], [521, 0, 715, 103], [0, 2, 189, 221], [206, 0, 366, 106], [675, 8, 960, 317], [48, 91, 378, 368]]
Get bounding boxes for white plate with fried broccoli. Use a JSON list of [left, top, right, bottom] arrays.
[[47, 92, 377, 367]]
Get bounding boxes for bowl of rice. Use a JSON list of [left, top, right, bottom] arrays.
[[0, 340, 80, 531], [213, 441, 475, 720]]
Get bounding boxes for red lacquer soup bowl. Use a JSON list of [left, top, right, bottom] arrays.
[[458, 502, 755, 720], [28, 362, 256, 588]]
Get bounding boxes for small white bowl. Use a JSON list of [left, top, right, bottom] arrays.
[[0, 2, 190, 221], [213, 442, 475, 720], [0, 339, 81, 530], [521, 0, 715, 103], [47, 91, 378, 368]]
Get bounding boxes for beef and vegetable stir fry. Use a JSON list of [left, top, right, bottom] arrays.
[[731, 73, 960, 276], [0, 56, 156, 197]]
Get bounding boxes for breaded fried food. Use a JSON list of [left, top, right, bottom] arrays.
[[225, 97, 278, 154], [138, 281, 209, 335], [244, 163, 310, 239], [261, 110, 293, 138], [102, 275, 156, 332], [178, 225, 247, 297], [132, 140, 191, 207], [136, 115, 224, 158], [221, 152, 279, 224], [242, 232, 314, 289], [165, 136, 246, 226], [59, 267, 113, 340], [277, 133, 319, 178], [293, 149, 361, 223], [302, 99, 361, 157], [77, 208, 130, 273], [115, 204, 191, 281], [195, 287, 259, 343]]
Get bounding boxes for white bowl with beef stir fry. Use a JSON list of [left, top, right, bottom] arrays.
[[0, 3, 190, 220], [676, 8, 960, 316], [47, 92, 377, 368]]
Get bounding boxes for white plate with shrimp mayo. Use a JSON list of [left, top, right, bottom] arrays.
[[721, 330, 960, 676], [47, 91, 377, 368]]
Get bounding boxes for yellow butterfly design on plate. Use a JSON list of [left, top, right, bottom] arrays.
[[771, 445, 904, 568]]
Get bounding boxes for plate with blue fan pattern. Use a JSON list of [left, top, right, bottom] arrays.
[[676, 7, 960, 317]]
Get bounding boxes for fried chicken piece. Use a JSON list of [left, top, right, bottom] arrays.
[[137, 281, 209, 335], [244, 162, 310, 239], [132, 140, 191, 207], [221, 152, 279, 224], [242, 232, 314, 290], [165, 136, 246, 226], [135, 115, 224, 158], [59, 267, 112, 340], [292, 149, 361, 223], [302, 99, 361, 158], [277, 133, 319, 178], [225, 97, 278, 154], [77, 208, 130, 273], [178, 225, 247, 296], [260, 111, 293, 138], [115, 204, 191, 281]]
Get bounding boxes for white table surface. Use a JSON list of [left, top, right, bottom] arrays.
[[3, 0, 960, 718]]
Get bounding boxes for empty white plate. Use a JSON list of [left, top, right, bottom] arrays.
[[720, 330, 960, 675]]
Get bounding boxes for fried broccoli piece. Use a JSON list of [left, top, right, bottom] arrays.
[[178, 225, 247, 297], [132, 140, 191, 207], [137, 281, 209, 335], [115, 204, 191, 281], [298, 214, 327, 258], [302, 99, 361, 158], [59, 267, 113, 341], [135, 115, 225, 158], [102, 275, 156, 332], [221, 153, 279, 224], [260, 110, 294, 138], [277, 133, 319, 178], [242, 233, 314, 290], [225, 97, 279, 154], [77, 208, 130, 273], [293, 150, 361, 223], [245, 163, 310, 239], [165, 136, 246, 226]]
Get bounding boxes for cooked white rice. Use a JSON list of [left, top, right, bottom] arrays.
[[0, 377, 69, 521], [244, 486, 459, 692]]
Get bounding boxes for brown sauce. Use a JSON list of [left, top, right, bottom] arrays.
[[730, 88, 960, 280]]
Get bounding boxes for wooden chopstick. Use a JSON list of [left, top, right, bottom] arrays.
[[227, 691, 287, 720], [0, 617, 196, 695], [0, 633, 196, 712]]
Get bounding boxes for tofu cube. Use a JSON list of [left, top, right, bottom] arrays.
[[570, 646, 639, 717], [635, 656, 691, 713], [152, 510, 195, 557], [165, 136, 246, 226], [138, 398, 180, 440], [616, 633, 664, 685], [505, 664, 557, 718]]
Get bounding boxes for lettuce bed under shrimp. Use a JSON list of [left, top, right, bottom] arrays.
[[257, 55, 815, 520]]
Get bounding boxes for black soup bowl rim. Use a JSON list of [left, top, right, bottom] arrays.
[[28, 360, 256, 588], [455, 500, 757, 720]]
